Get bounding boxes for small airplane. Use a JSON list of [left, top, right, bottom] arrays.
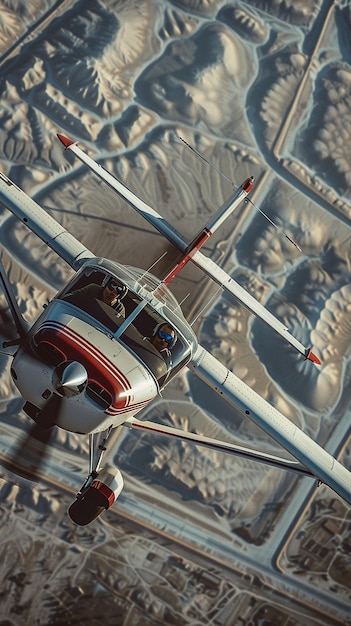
[[0, 132, 349, 526]]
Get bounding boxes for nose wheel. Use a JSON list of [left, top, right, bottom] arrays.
[[68, 426, 124, 526], [68, 486, 108, 525]]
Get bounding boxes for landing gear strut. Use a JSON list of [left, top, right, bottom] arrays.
[[68, 427, 124, 526]]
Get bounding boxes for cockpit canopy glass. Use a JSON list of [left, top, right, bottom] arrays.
[[58, 263, 195, 388]]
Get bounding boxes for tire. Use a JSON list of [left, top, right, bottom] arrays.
[[68, 487, 108, 525]]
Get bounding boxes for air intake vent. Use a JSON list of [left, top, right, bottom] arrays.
[[86, 383, 112, 409], [34, 341, 66, 366]]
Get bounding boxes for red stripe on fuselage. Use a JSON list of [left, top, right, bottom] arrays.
[[36, 321, 131, 409]]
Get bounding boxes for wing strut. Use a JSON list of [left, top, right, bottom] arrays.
[[123, 417, 314, 477]]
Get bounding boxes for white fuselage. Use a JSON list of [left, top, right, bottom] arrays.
[[11, 300, 158, 434]]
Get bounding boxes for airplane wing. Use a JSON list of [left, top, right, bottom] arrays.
[[124, 342, 351, 505], [0, 171, 95, 270], [188, 345, 351, 504], [57, 134, 320, 364]]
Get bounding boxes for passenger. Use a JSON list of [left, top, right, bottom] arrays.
[[69, 277, 128, 316], [150, 323, 177, 362]]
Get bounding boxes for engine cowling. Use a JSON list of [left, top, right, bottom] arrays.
[[68, 465, 124, 525]]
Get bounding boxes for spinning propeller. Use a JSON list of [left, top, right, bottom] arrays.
[[3, 360, 88, 481]]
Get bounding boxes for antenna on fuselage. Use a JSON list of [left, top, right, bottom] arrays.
[[139, 251, 168, 289]]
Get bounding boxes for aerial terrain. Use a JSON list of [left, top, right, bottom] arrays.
[[0, 0, 350, 624]]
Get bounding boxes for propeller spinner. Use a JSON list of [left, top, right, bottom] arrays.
[[53, 361, 88, 398]]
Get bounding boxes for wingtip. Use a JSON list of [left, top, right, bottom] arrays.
[[305, 348, 321, 365], [57, 133, 75, 148]]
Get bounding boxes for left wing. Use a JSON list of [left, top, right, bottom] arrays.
[[0, 171, 95, 270]]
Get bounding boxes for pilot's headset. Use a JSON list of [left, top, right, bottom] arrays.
[[152, 323, 177, 349], [104, 277, 128, 308]]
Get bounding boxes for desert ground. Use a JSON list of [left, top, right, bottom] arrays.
[[0, 1, 350, 625]]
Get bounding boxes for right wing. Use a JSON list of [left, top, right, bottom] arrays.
[[124, 344, 351, 505], [188, 345, 351, 505]]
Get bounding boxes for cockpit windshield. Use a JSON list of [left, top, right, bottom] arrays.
[[58, 262, 195, 388]]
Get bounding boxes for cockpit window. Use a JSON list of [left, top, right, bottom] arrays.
[[61, 270, 130, 322], [58, 269, 192, 387], [118, 312, 191, 388]]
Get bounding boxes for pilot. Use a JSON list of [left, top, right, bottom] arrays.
[[69, 277, 128, 316], [150, 323, 177, 362]]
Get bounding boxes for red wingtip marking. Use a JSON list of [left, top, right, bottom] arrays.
[[242, 176, 254, 193], [306, 349, 321, 365], [57, 133, 75, 148]]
